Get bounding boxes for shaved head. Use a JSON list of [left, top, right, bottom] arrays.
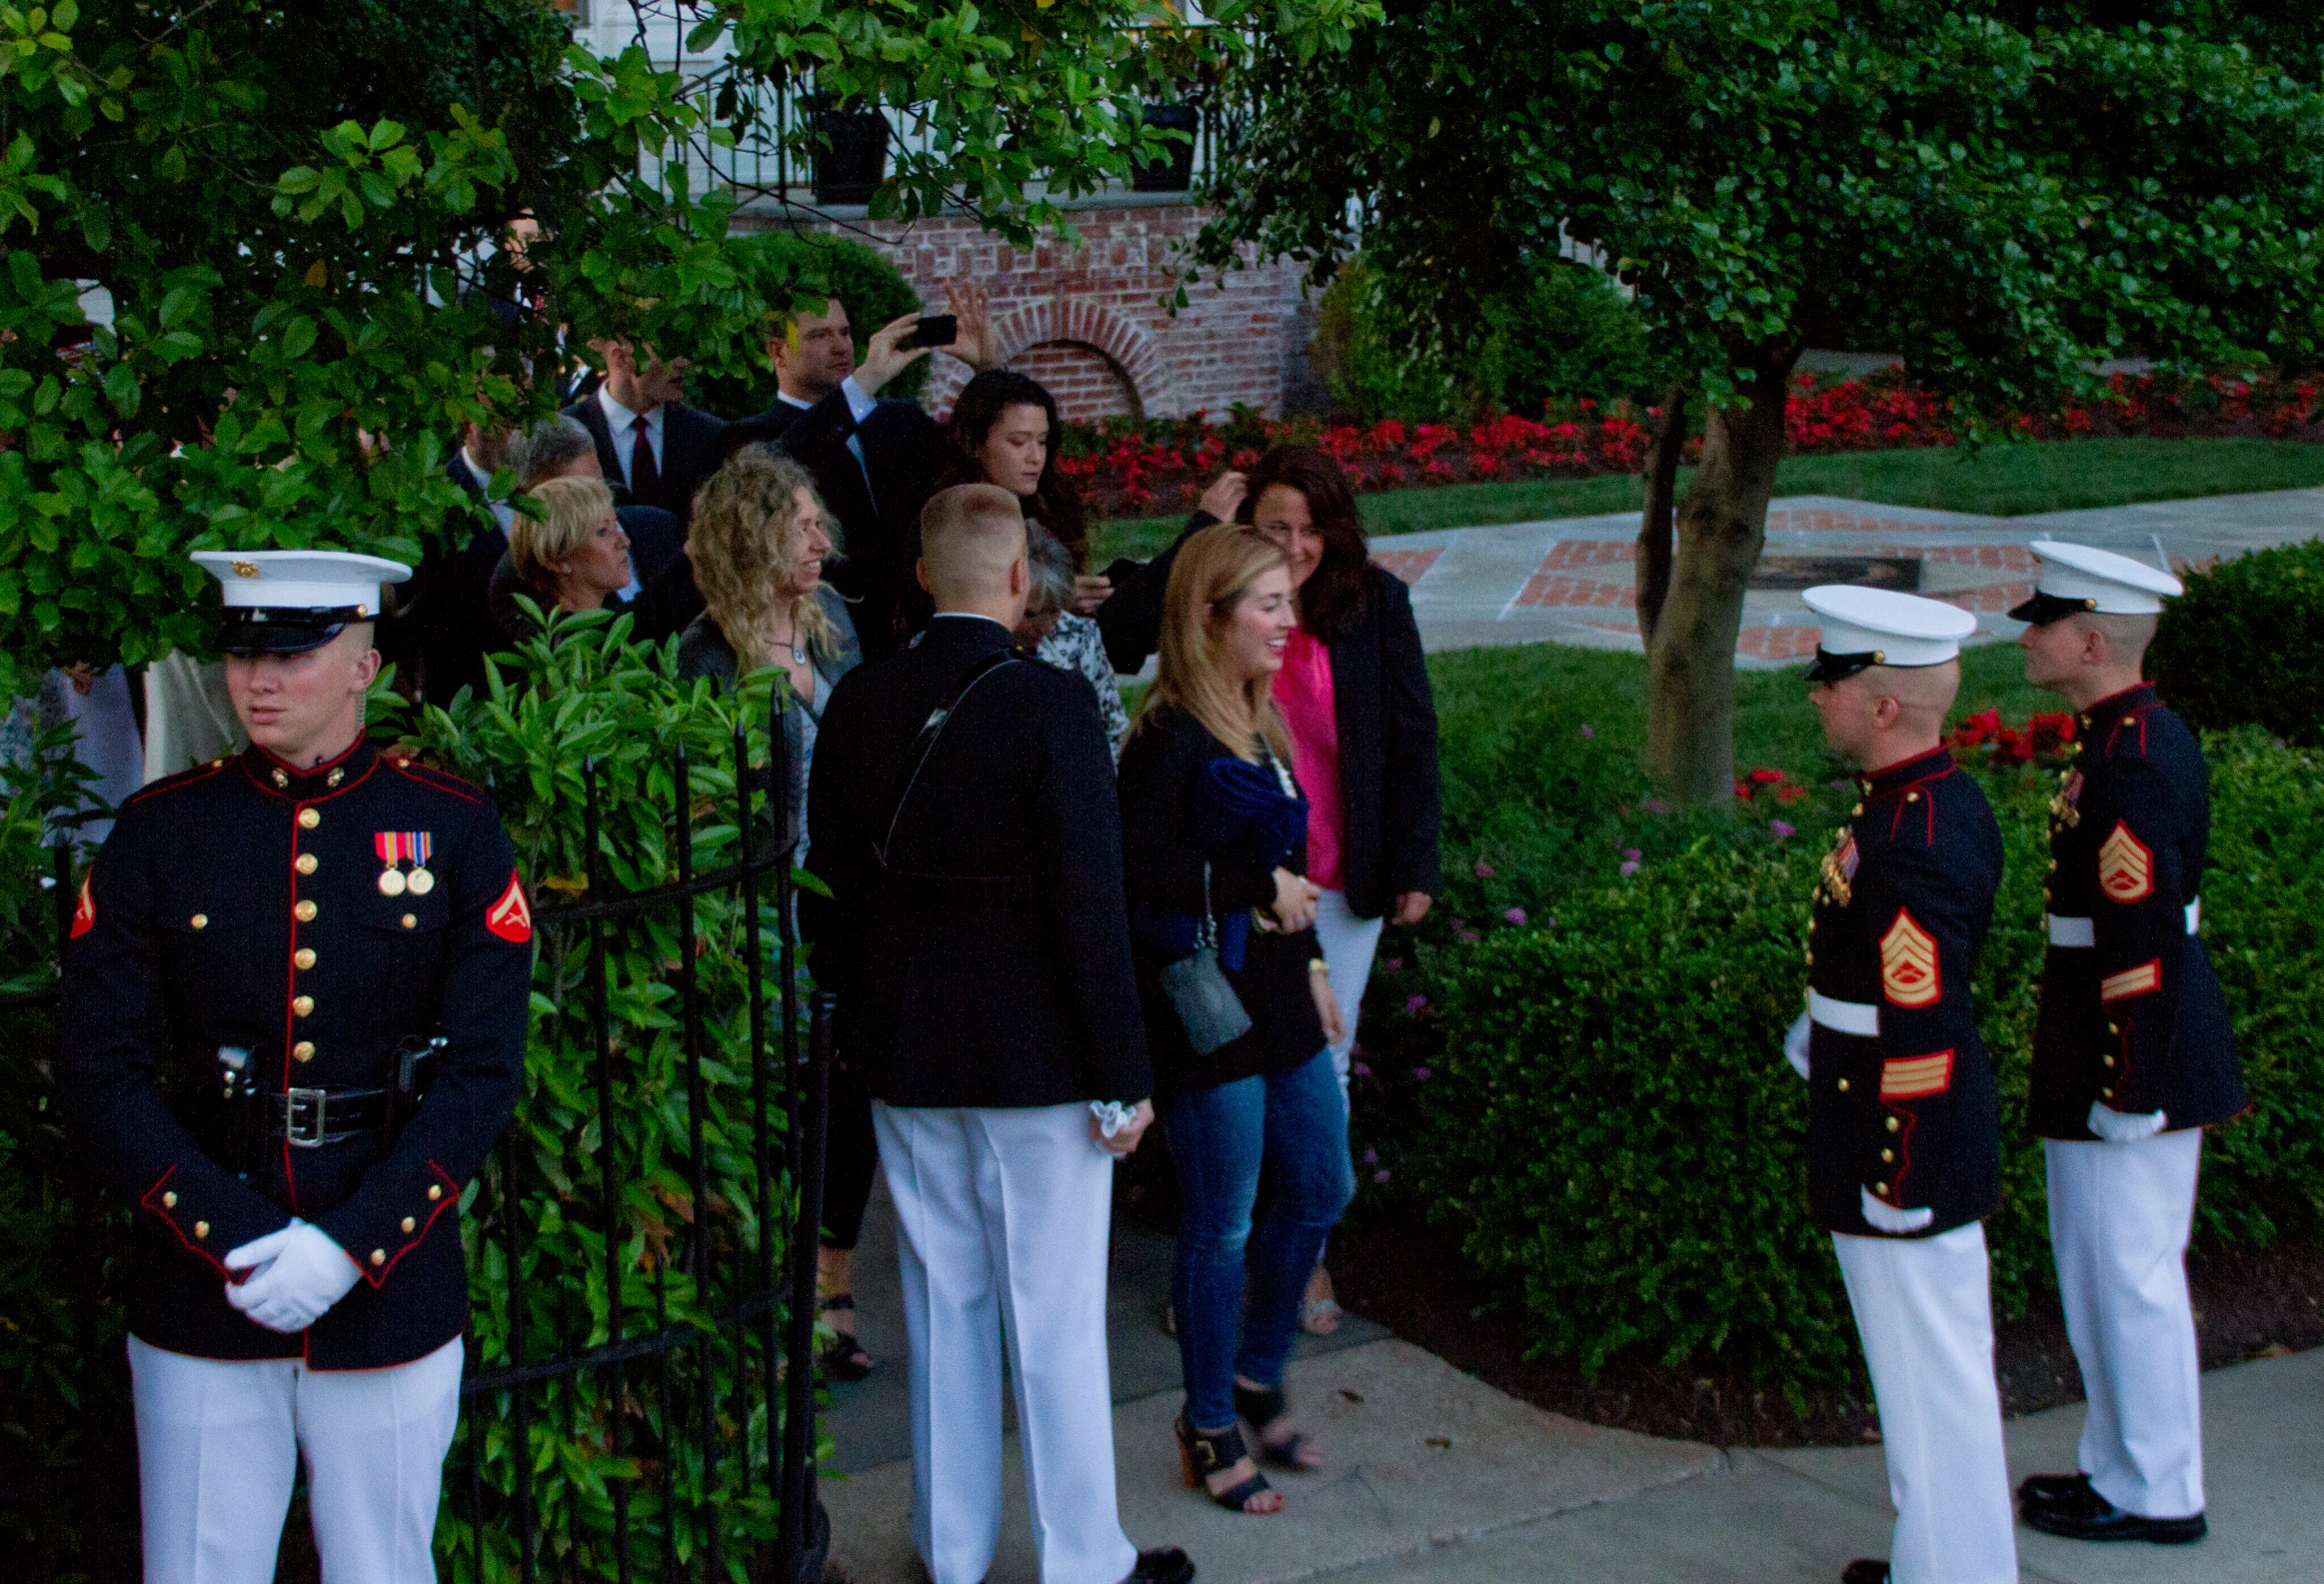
[[1861, 660, 1961, 734], [920, 484, 1029, 608], [2071, 610, 2157, 661], [1810, 658, 1961, 770]]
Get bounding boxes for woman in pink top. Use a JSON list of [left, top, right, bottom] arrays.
[[1242, 447, 1442, 1331]]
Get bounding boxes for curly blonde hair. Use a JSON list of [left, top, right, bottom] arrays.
[[689, 445, 845, 672]]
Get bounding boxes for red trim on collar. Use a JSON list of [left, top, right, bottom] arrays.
[[241, 741, 380, 802]]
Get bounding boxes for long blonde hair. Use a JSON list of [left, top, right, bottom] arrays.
[[1138, 523, 1293, 763], [690, 445, 844, 671]]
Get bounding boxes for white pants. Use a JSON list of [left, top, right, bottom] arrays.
[[872, 1101, 1137, 1584], [1312, 887, 1385, 1104], [2045, 1128, 2206, 1519], [128, 1334, 463, 1584], [1833, 1225, 2018, 1584]]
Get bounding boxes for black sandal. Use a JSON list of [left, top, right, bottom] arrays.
[[1234, 1381, 1323, 1472], [1174, 1414, 1276, 1513], [818, 1294, 874, 1382]]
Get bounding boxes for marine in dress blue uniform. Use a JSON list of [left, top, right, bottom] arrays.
[[57, 552, 534, 1584], [1789, 587, 2016, 1584], [2011, 542, 2237, 1546]]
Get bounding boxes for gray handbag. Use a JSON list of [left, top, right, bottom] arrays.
[[1161, 861, 1252, 1055]]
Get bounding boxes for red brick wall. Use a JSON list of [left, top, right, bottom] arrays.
[[753, 201, 1305, 423]]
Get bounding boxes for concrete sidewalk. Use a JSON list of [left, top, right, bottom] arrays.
[[1373, 487, 2324, 663], [824, 1332, 2322, 1584]]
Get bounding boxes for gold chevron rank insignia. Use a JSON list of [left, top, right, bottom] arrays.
[[2100, 959, 2161, 1002], [1880, 1049, 1953, 1098], [1879, 910, 1940, 1007], [2097, 820, 2154, 903]]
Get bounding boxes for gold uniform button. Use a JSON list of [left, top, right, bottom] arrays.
[[1837, 1078, 1851, 1092], [2102, 1086, 2115, 1099], [1851, 803, 1865, 815], [295, 948, 317, 970], [295, 899, 318, 921], [194, 1220, 210, 1239], [401, 1216, 417, 1233], [427, 1184, 443, 1201], [371, 1249, 387, 1266], [293, 995, 315, 1017], [1881, 1148, 1895, 1162], [162, 1191, 178, 1208], [2103, 1054, 2115, 1067], [272, 769, 290, 790], [190, 913, 208, 929], [1905, 792, 1920, 802], [293, 1040, 316, 1063], [402, 913, 417, 929], [2107, 1021, 2119, 1035], [1873, 1181, 1888, 1196], [296, 853, 319, 875], [298, 807, 321, 829], [1885, 1116, 1900, 1132], [2047, 859, 2058, 873], [2122, 716, 2136, 728]]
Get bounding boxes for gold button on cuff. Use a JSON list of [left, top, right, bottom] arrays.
[[162, 1191, 178, 1208], [190, 913, 208, 929], [296, 853, 319, 875], [2102, 1087, 2115, 1099], [293, 1040, 315, 1063], [402, 913, 417, 929], [401, 1216, 417, 1233], [194, 1220, 209, 1238], [298, 807, 320, 829], [1873, 1182, 1888, 1196], [293, 995, 315, 1017], [294, 947, 317, 970], [370, 1249, 387, 1266], [1837, 1078, 1851, 1092], [295, 899, 318, 922], [427, 1184, 443, 1201]]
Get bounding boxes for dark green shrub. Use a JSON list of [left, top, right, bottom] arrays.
[[2151, 539, 2324, 745], [1404, 734, 2323, 1385], [689, 228, 926, 420], [1478, 260, 1676, 415]]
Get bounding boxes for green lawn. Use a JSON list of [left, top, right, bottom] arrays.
[[1091, 437, 2324, 566]]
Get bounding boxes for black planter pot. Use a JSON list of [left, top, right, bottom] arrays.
[[812, 105, 888, 205], [1132, 103, 1199, 194]]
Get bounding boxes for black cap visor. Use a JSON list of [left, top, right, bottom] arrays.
[[220, 606, 369, 657], [2006, 590, 2099, 626], [1805, 648, 1882, 684]]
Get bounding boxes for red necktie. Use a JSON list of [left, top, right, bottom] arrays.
[[628, 414, 662, 508]]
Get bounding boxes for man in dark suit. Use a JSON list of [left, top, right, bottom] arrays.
[[562, 339, 727, 529], [403, 422, 520, 705], [727, 285, 1001, 661], [806, 485, 1189, 1584]]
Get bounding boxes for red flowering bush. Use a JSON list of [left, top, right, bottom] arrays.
[[1059, 372, 2324, 521], [1946, 709, 2080, 766]]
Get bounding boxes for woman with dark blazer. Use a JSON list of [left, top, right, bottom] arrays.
[[1119, 524, 1355, 1518], [1101, 446, 1441, 1331]]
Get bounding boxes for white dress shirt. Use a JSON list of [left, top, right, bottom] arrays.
[[596, 386, 664, 489], [459, 448, 518, 533]]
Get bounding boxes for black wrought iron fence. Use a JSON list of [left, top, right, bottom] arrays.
[[0, 701, 834, 1584]]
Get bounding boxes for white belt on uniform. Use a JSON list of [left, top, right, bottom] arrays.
[[1808, 989, 1881, 1037], [2046, 897, 2199, 948]]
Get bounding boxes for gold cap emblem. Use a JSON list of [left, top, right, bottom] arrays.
[[232, 560, 260, 579]]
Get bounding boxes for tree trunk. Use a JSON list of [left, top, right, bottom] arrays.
[[1644, 345, 1798, 804], [1633, 384, 1690, 648]]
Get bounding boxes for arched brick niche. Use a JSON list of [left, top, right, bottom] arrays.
[[1007, 340, 1143, 421]]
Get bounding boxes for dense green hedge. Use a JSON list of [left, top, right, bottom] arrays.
[[2151, 538, 2324, 746], [1402, 730, 2324, 1385]]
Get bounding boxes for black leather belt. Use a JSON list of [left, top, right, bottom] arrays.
[[262, 1086, 391, 1147]]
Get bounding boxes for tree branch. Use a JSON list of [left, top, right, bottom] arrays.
[[1634, 382, 1687, 648]]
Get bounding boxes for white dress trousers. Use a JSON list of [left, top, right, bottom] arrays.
[[1311, 887, 1384, 1104], [1832, 1223, 2019, 1584], [872, 1100, 1139, 1584], [2045, 1126, 2206, 1519], [128, 1333, 464, 1584]]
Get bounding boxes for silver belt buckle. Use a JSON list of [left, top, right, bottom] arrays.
[[284, 1087, 328, 1148]]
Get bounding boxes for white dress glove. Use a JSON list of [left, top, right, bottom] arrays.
[[1859, 1186, 1934, 1234], [1782, 1011, 1811, 1080], [2087, 1099, 2168, 1142], [224, 1218, 363, 1333]]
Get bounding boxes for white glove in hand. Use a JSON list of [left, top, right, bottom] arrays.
[[224, 1218, 362, 1333], [1782, 1012, 1812, 1080]]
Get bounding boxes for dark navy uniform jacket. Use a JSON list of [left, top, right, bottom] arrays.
[[2029, 684, 2243, 1139], [1805, 747, 2004, 1238], [59, 740, 532, 1369]]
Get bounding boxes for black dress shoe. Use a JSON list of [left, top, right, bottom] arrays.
[[2016, 1469, 2092, 1509], [1840, 1561, 1889, 1584], [1122, 1546, 1195, 1584], [2020, 1483, 2207, 1544]]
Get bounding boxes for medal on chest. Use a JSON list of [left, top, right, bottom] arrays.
[[376, 830, 436, 896], [2048, 768, 2083, 830], [1818, 827, 1859, 907]]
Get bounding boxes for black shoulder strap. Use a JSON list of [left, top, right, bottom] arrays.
[[876, 649, 1021, 868]]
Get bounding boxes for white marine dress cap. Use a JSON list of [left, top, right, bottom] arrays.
[[1801, 585, 1978, 683], [2010, 541, 2184, 624], [191, 549, 414, 656]]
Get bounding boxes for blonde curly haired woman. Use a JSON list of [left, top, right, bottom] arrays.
[[676, 443, 874, 1378]]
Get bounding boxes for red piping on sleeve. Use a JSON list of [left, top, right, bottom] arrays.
[[356, 1161, 464, 1289]]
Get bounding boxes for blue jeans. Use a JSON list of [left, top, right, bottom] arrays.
[[1164, 1048, 1356, 1430]]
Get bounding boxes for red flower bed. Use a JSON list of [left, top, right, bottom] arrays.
[[1945, 708, 2080, 766], [1058, 371, 2324, 520]]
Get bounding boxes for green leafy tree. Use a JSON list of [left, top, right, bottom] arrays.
[[1193, 1, 2324, 801], [0, 0, 1371, 700]]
